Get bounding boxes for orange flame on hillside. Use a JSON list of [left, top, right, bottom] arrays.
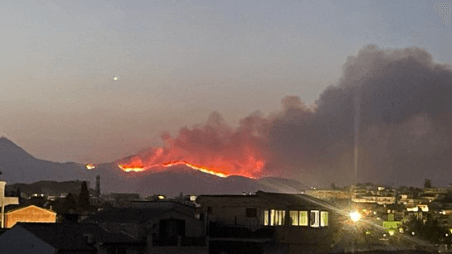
[[116, 112, 270, 179], [117, 146, 266, 178]]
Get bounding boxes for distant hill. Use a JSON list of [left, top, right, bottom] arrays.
[[0, 137, 95, 184], [0, 137, 307, 197], [6, 180, 89, 197], [93, 162, 307, 197]]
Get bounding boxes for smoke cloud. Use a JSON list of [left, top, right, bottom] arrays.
[[123, 45, 452, 187]]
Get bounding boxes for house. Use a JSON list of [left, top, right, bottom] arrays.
[[0, 223, 142, 254], [196, 191, 336, 254], [108, 193, 141, 207], [82, 201, 207, 254], [4, 205, 56, 228], [304, 189, 352, 200]]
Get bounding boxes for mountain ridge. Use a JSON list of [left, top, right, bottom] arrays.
[[0, 137, 307, 196]]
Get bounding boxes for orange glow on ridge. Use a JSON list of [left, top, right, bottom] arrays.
[[85, 164, 96, 170], [116, 145, 266, 178]]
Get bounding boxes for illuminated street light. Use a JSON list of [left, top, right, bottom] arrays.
[[349, 211, 361, 222]]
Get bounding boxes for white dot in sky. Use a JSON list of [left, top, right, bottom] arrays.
[[113, 76, 118, 81]]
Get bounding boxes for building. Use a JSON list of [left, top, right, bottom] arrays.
[[0, 223, 142, 254], [106, 193, 141, 207], [196, 191, 336, 254], [352, 195, 396, 205], [4, 205, 56, 228], [82, 201, 207, 254], [305, 189, 352, 200]]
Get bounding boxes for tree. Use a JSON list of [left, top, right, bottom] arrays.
[[16, 188, 22, 203], [331, 183, 337, 190], [64, 193, 77, 212], [424, 179, 432, 188], [78, 181, 90, 211]]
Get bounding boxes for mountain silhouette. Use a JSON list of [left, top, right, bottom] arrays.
[[94, 162, 307, 196], [0, 137, 307, 196], [0, 137, 95, 183]]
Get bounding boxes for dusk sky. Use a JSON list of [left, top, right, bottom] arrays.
[[2, 0, 451, 166]]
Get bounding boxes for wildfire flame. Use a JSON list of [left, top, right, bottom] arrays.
[[117, 146, 266, 178], [116, 112, 270, 179], [85, 164, 96, 170]]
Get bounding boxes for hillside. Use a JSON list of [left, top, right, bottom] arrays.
[[0, 137, 307, 196], [0, 137, 95, 183]]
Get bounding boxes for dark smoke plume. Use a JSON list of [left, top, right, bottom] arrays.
[[131, 45, 452, 187]]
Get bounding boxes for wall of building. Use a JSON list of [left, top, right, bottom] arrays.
[[154, 211, 205, 238], [211, 206, 262, 228], [5, 206, 56, 228]]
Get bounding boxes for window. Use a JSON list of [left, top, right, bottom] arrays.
[[290, 211, 308, 226], [290, 211, 299, 225], [263, 210, 269, 225], [207, 206, 213, 214], [270, 209, 275, 226], [269, 209, 285, 226], [246, 208, 257, 217], [299, 211, 308, 226], [321, 211, 328, 227], [278, 210, 285, 225], [274, 209, 280, 225], [310, 210, 319, 228]]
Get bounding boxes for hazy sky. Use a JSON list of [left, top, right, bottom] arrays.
[[2, 0, 451, 163]]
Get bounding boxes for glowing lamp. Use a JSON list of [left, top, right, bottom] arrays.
[[349, 211, 361, 222]]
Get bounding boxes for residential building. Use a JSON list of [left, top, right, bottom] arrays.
[[4, 205, 56, 228], [304, 189, 352, 200], [196, 191, 335, 254], [0, 223, 142, 254], [82, 201, 207, 254], [352, 195, 396, 205]]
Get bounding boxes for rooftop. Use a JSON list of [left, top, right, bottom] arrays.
[[15, 223, 139, 250]]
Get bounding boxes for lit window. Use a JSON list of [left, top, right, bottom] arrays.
[[270, 209, 275, 226], [275, 210, 281, 225], [299, 211, 308, 226], [310, 210, 319, 228], [290, 211, 299, 226], [321, 211, 328, 227], [279, 210, 286, 225], [263, 210, 269, 226], [269, 209, 285, 226]]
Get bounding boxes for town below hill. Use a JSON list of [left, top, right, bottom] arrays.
[[1, 178, 452, 253]]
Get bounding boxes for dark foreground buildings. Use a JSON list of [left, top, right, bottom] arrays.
[[0, 190, 337, 254], [197, 191, 336, 254]]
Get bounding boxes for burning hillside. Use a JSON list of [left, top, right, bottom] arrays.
[[116, 112, 270, 179]]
